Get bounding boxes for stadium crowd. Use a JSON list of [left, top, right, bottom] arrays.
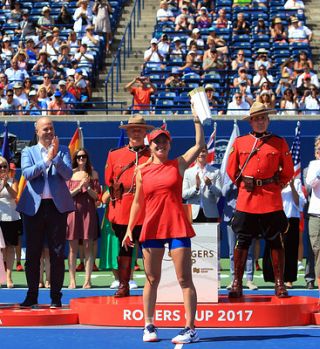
[[126, 0, 319, 115], [0, 0, 120, 115]]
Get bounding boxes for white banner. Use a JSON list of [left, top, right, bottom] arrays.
[[157, 223, 219, 303]]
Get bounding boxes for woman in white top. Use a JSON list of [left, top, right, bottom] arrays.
[[0, 156, 21, 288], [281, 178, 306, 288], [280, 88, 299, 115]]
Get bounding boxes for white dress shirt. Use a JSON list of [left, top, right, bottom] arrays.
[[38, 142, 53, 199]]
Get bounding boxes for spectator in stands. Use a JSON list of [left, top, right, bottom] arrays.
[[233, 67, 251, 88], [66, 76, 81, 102], [204, 84, 219, 110], [58, 80, 77, 107], [25, 39, 38, 63], [37, 86, 50, 113], [74, 43, 94, 74], [75, 69, 91, 101], [271, 17, 288, 43], [179, 0, 197, 13], [0, 89, 22, 116], [73, 0, 93, 38], [252, 0, 268, 8], [68, 31, 80, 55], [48, 91, 69, 115], [284, 0, 305, 10], [203, 47, 226, 72], [253, 65, 274, 88], [300, 85, 320, 115], [38, 6, 54, 35], [175, 5, 194, 31], [233, 12, 250, 35], [281, 57, 295, 80], [254, 18, 269, 36], [58, 44, 73, 68], [41, 33, 59, 61], [288, 16, 312, 43], [144, 38, 164, 68], [254, 48, 273, 70], [169, 37, 186, 59], [280, 88, 299, 115], [13, 50, 29, 70], [297, 78, 313, 97], [231, 49, 250, 71], [13, 81, 28, 108], [82, 25, 100, 48], [125, 76, 156, 111], [24, 90, 44, 116], [51, 59, 64, 80], [157, 34, 170, 60], [93, 0, 112, 52], [214, 8, 232, 29], [1, 37, 15, 64], [8, 1, 22, 24], [238, 80, 253, 105], [52, 27, 63, 48], [186, 28, 205, 49], [294, 50, 313, 72], [56, 5, 74, 26], [227, 92, 250, 115], [0, 84, 5, 103], [296, 68, 319, 89], [5, 59, 29, 84], [195, 7, 212, 29], [23, 77, 33, 96], [189, 42, 203, 64], [0, 73, 9, 91], [276, 72, 295, 97], [156, 0, 175, 22], [31, 51, 53, 76], [165, 67, 185, 89], [259, 90, 276, 109], [15, 10, 38, 41], [39, 73, 56, 97], [179, 50, 200, 73], [207, 27, 228, 55]]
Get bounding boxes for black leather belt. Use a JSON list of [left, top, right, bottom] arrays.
[[254, 177, 276, 186]]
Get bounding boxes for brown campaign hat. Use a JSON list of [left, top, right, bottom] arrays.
[[243, 101, 271, 121], [119, 115, 155, 130]]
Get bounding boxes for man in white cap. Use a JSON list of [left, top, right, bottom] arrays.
[[105, 115, 154, 297], [144, 38, 164, 67], [226, 102, 294, 298]]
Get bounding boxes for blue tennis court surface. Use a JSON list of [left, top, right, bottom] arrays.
[[1, 289, 319, 349]]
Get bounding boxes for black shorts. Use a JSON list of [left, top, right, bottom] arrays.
[[0, 220, 22, 246], [232, 210, 289, 241]]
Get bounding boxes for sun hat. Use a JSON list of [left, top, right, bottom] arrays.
[[243, 101, 271, 120]]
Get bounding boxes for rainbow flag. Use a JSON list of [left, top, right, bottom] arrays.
[[68, 127, 84, 158]]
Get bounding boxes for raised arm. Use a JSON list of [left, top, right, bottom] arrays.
[[178, 106, 205, 175]]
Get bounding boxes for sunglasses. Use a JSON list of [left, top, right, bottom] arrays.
[[0, 165, 7, 169], [76, 154, 87, 160], [44, 76, 50, 79], [7, 94, 13, 97], [235, 96, 242, 99]]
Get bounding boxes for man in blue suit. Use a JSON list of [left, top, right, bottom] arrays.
[[17, 117, 74, 308]]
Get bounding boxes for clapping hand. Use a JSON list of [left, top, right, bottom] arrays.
[[204, 176, 212, 186], [47, 136, 59, 161]]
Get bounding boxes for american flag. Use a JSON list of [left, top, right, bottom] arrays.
[[206, 122, 217, 165], [291, 121, 301, 179]]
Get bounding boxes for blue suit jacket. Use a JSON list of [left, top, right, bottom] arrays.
[[16, 144, 75, 216]]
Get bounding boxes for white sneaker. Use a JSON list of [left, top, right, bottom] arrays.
[[129, 280, 138, 290], [172, 327, 200, 344], [143, 324, 158, 342], [246, 280, 258, 290], [298, 261, 305, 271], [110, 280, 120, 289]]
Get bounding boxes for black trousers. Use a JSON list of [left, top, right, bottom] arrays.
[[112, 223, 142, 257], [22, 199, 68, 302], [193, 208, 218, 223]]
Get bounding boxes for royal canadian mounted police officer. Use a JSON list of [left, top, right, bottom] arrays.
[[227, 102, 294, 298], [105, 115, 154, 297]]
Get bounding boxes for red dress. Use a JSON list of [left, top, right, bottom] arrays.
[[139, 159, 195, 243]]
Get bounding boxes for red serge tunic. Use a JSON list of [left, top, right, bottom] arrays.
[[139, 159, 196, 243]]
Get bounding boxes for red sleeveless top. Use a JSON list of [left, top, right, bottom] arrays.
[[139, 159, 195, 242]]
